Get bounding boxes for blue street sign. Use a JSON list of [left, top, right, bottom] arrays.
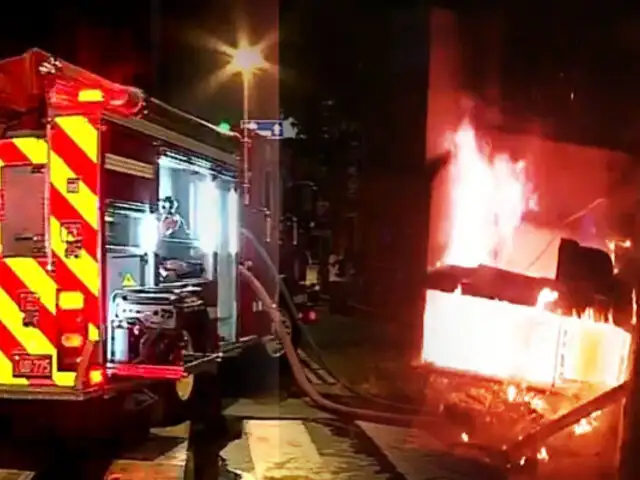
[[241, 119, 284, 139]]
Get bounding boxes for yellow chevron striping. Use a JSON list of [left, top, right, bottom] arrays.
[[0, 286, 75, 386], [55, 116, 99, 163], [88, 324, 100, 342], [49, 151, 98, 230], [11, 137, 48, 164], [0, 351, 27, 385], [5, 258, 57, 314], [0, 165, 3, 255], [13, 136, 98, 230], [49, 217, 99, 296]]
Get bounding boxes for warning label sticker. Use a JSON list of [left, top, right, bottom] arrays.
[[122, 273, 137, 287]]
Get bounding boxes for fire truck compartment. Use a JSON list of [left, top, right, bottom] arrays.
[[107, 252, 147, 296]]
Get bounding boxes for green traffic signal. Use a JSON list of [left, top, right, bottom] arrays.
[[218, 121, 231, 132]]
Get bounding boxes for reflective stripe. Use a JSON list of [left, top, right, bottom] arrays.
[[49, 116, 101, 345], [0, 117, 102, 388], [0, 286, 74, 386], [6, 258, 57, 314], [55, 115, 99, 163], [58, 291, 84, 310]]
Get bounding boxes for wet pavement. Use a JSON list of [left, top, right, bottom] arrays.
[[0, 351, 510, 479]]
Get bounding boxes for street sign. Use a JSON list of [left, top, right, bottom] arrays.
[[241, 119, 284, 139]]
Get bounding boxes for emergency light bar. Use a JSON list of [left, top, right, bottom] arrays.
[[48, 80, 144, 116]]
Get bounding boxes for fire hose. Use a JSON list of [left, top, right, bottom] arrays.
[[239, 263, 518, 480], [240, 228, 421, 413], [238, 263, 457, 430], [240, 229, 521, 472]]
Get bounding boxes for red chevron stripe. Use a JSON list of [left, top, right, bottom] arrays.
[[0, 317, 35, 385], [0, 262, 57, 348], [49, 125, 98, 193], [49, 187, 98, 260], [51, 252, 99, 331], [0, 140, 33, 165]]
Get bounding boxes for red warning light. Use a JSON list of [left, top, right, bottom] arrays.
[[48, 79, 144, 117]]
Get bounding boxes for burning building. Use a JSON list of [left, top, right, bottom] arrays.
[[421, 7, 638, 399], [423, 120, 632, 393]]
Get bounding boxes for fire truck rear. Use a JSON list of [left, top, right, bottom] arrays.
[[0, 49, 259, 431]]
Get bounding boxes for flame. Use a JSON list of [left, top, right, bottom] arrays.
[[443, 121, 531, 268], [537, 446, 550, 462], [422, 121, 632, 390], [536, 288, 558, 310], [506, 384, 518, 402], [607, 238, 632, 273], [573, 411, 601, 436]]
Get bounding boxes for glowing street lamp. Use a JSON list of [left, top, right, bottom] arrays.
[[227, 43, 267, 205], [229, 45, 267, 79], [203, 32, 272, 204], [227, 43, 267, 135]]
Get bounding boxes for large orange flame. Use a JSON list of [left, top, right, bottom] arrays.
[[443, 121, 531, 268], [422, 122, 631, 392]]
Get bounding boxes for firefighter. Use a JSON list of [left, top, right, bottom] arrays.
[[328, 247, 349, 314], [156, 196, 205, 282]]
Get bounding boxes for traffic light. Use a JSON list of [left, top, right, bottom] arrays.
[[217, 121, 232, 132]]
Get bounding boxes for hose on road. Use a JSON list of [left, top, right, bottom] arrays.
[[240, 264, 515, 479], [238, 264, 461, 432], [240, 228, 423, 413]]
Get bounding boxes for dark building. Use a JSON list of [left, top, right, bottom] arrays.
[[356, 5, 431, 335]]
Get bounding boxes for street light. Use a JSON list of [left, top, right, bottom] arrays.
[[227, 43, 267, 206]]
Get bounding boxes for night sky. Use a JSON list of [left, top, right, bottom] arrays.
[[0, 1, 277, 125], [2, 3, 640, 152]]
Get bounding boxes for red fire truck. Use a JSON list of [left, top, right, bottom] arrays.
[[0, 48, 293, 433]]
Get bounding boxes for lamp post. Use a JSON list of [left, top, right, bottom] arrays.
[[228, 44, 267, 206]]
